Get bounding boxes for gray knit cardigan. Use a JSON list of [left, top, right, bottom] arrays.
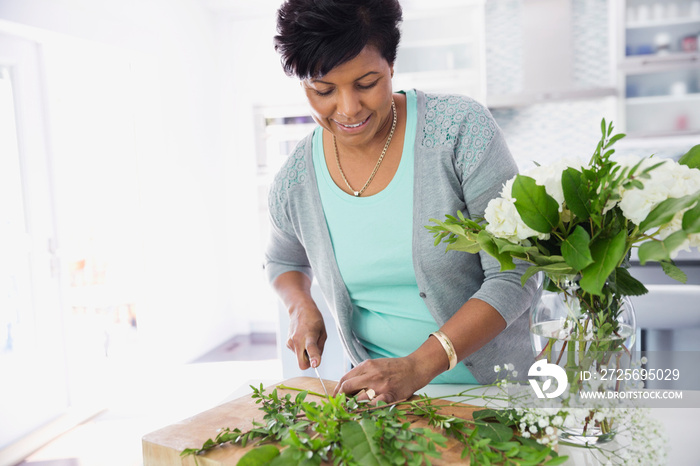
[[264, 90, 537, 384]]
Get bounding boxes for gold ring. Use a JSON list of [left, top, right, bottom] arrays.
[[365, 388, 376, 401]]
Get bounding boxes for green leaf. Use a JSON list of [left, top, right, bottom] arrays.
[[474, 422, 514, 443], [473, 409, 518, 427], [340, 420, 386, 466], [238, 445, 281, 466], [515, 435, 548, 452], [604, 133, 626, 149], [477, 231, 516, 271], [679, 144, 700, 169], [660, 261, 688, 283], [682, 198, 700, 233], [579, 230, 627, 296], [561, 168, 591, 220], [519, 262, 576, 286], [492, 238, 537, 256], [638, 231, 689, 265], [639, 194, 700, 231], [531, 254, 567, 266], [612, 267, 648, 296], [445, 234, 483, 254], [512, 175, 561, 233], [561, 226, 593, 271], [543, 455, 570, 466]]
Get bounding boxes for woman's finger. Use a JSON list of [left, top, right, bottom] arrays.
[[373, 393, 392, 405], [305, 338, 322, 368]]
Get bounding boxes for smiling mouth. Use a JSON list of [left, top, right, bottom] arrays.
[[334, 116, 370, 129]]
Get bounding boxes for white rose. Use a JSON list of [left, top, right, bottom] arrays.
[[522, 157, 585, 211], [484, 197, 550, 242], [617, 157, 700, 227]]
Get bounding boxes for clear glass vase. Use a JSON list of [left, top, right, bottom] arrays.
[[529, 274, 637, 445]]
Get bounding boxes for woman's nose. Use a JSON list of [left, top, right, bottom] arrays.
[[335, 91, 361, 119]]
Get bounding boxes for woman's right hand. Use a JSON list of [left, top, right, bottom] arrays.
[[287, 302, 327, 370], [273, 271, 328, 370]]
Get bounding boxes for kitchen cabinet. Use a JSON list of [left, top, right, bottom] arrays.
[[618, 0, 700, 137], [393, 0, 485, 101]]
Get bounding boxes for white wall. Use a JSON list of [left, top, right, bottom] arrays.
[[0, 0, 260, 363]]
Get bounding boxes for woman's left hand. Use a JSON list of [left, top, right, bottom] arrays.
[[332, 356, 435, 404]]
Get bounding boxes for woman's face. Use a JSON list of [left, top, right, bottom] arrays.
[[302, 45, 394, 150]]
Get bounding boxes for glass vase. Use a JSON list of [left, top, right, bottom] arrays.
[[529, 274, 637, 445]]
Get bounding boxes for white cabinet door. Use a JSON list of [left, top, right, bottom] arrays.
[[619, 0, 700, 137]]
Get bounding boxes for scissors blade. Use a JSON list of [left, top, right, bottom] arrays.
[[313, 365, 330, 398]]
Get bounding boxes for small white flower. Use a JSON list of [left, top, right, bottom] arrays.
[[641, 356, 648, 364], [529, 425, 538, 434], [522, 431, 531, 438], [512, 370, 518, 378], [494, 365, 501, 373], [545, 426, 554, 435]]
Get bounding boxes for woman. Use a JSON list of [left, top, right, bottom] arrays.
[[265, 0, 537, 404]]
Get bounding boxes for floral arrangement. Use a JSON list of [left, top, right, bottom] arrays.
[[428, 121, 700, 443], [428, 120, 700, 299]]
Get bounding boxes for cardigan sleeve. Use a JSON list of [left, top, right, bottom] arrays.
[[264, 209, 313, 284], [263, 140, 314, 284], [455, 101, 537, 327]]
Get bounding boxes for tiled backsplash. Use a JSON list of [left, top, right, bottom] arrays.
[[490, 98, 617, 171], [484, 0, 523, 96]]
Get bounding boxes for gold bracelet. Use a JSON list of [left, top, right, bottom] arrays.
[[430, 330, 458, 371]]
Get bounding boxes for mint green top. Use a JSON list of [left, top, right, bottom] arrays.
[[312, 90, 477, 384], [266, 90, 537, 385]]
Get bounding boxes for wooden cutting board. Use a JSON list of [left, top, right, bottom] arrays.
[[142, 377, 482, 465]]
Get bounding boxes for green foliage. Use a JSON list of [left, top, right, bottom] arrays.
[[560, 226, 593, 271], [426, 119, 700, 303], [512, 176, 560, 233], [579, 230, 627, 296], [561, 168, 591, 221], [238, 445, 281, 465], [679, 144, 700, 169], [638, 193, 700, 232], [638, 230, 689, 265], [682, 201, 700, 234], [610, 267, 648, 296], [660, 261, 687, 283], [181, 385, 566, 466]]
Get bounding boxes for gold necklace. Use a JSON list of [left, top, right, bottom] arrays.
[[333, 98, 397, 197]]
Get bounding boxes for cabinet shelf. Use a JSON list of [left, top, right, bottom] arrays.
[[621, 52, 700, 72], [625, 128, 700, 139], [626, 92, 700, 105], [626, 17, 700, 29]]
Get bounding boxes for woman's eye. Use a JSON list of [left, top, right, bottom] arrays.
[[314, 88, 333, 97], [358, 80, 379, 90]]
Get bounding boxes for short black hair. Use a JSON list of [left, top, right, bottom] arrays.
[[274, 0, 402, 79]]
